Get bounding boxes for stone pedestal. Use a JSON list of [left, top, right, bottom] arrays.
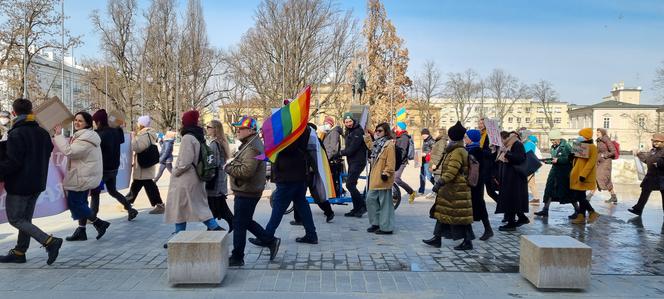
[[519, 235, 592, 289], [167, 231, 230, 285]]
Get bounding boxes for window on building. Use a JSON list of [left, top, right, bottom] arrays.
[[554, 118, 561, 124], [525, 117, 531, 123], [508, 117, 513, 123], [536, 118, 544, 124], [537, 108, 544, 113], [516, 117, 521, 123], [603, 117, 610, 129], [638, 117, 646, 128], [525, 107, 531, 113]]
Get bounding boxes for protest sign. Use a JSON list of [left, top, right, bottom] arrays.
[[484, 118, 501, 147]]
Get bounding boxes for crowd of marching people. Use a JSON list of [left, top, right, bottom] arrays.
[[1, 96, 664, 266]]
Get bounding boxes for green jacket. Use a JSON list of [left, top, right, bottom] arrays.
[[543, 139, 573, 203], [225, 133, 266, 198], [432, 141, 473, 225]]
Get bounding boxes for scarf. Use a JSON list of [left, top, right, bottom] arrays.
[[479, 129, 487, 149], [180, 125, 206, 143], [11, 114, 36, 127], [496, 134, 519, 163], [465, 141, 480, 151], [370, 136, 387, 163]]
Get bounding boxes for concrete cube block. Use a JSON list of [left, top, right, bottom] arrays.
[[519, 235, 592, 289], [167, 230, 230, 285]]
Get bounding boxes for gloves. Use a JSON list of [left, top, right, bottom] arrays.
[[579, 176, 586, 182], [381, 174, 388, 181], [330, 153, 341, 160], [432, 180, 444, 193]]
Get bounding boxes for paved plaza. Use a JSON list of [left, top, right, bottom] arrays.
[[1, 165, 663, 298]]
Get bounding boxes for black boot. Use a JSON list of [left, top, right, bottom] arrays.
[[568, 211, 579, 219], [229, 256, 244, 267], [453, 240, 473, 251], [534, 209, 549, 217], [44, 237, 63, 265], [92, 219, 110, 240], [65, 227, 88, 241], [0, 249, 26, 264], [422, 236, 441, 248], [479, 229, 494, 241], [128, 208, 138, 221]]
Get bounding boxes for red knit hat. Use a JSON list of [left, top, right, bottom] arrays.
[[92, 109, 108, 127], [324, 116, 335, 126], [182, 110, 200, 127]]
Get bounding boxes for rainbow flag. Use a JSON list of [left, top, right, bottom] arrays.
[[307, 128, 336, 201], [396, 107, 407, 130], [262, 86, 311, 162]]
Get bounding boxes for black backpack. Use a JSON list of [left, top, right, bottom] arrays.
[[394, 145, 405, 170], [136, 134, 160, 168]]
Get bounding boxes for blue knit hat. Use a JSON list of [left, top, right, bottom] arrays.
[[466, 129, 481, 143]]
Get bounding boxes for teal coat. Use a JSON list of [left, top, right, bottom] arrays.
[[543, 139, 573, 204]]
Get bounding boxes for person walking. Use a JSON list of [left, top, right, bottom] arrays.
[[495, 131, 530, 231], [429, 128, 448, 183], [628, 133, 664, 217], [394, 126, 416, 204], [478, 118, 499, 202], [164, 110, 223, 236], [464, 129, 493, 241], [423, 121, 475, 250], [89, 109, 138, 221], [205, 120, 233, 230], [418, 128, 435, 194], [521, 130, 541, 205], [587, 128, 618, 203], [53, 112, 111, 241], [534, 130, 578, 218], [364, 123, 396, 235], [321, 116, 344, 198], [0, 99, 62, 265], [334, 112, 367, 217], [226, 116, 280, 266], [570, 128, 601, 224], [261, 122, 318, 244], [154, 128, 176, 183], [126, 116, 165, 214]]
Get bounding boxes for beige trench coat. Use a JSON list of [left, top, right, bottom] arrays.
[[164, 133, 212, 224], [132, 127, 158, 180]]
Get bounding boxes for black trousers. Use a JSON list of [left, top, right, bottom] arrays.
[[208, 195, 234, 230], [572, 190, 594, 214], [632, 189, 664, 213], [294, 201, 334, 223], [128, 179, 163, 206], [346, 162, 366, 212], [90, 170, 132, 216]]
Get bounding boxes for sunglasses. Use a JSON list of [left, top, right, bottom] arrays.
[[375, 129, 384, 133]]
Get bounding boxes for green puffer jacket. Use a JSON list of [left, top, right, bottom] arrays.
[[432, 141, 473, 225]]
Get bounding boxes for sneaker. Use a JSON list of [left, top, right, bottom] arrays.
[[149, 204, 165, 214], [229, 256, 244, 267], [295, 236, 318, 244], [0, 249, 26, 264], [45, 237, 63, 265], [408, 192, 416, 204], [571, 214, 586, 224], [268, 238, 281, 260], [587, 211, 600, 223], [366, 225, 379, 233], [128, 208, 138, 221]]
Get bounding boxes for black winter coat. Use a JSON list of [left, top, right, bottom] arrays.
[[272, 126, 311, 183], [340, 123, 367, 166], [467, 146, 489, 220], [96, 126, 125, 171], [0, 118, 53, 195], [394, 133, 410, 164], [638, 148, 664, 191], [495, 141, 529, 214]]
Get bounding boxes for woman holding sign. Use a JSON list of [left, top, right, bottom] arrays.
[[53, 112, 111, 241]]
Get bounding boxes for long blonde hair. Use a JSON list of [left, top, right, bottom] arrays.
[[209, 120, 231, 160]]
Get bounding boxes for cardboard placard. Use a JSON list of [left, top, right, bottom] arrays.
[[34, 97, 73, 132], [572, 141, 590, 159], [349, 104, 370, 129], [484, 118, 502, 147]]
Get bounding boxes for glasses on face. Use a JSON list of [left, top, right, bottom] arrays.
[[375, 129, 384, 133]]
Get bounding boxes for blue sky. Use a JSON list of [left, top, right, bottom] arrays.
[[66, 0, 664, 104]]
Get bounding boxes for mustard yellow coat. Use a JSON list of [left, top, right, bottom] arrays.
[[364, 135, 396, 190], [570, 142, 598, 191]]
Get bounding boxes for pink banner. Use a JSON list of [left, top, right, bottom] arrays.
[[0, 134, 132, 224]]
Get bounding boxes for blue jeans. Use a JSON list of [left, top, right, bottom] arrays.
[[174, 218, 219, 233], [232, 195, 273, 259], [266, 181, 317, 239], [67, 190, 93, 220], [419, 162, 433, 193]]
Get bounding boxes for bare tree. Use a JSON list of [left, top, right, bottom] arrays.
[[655, 61, 664, 100], [412, 60, 442, 129], [88, 0, 139, 126], [226, 0, 357, 117], [531, 79, 559, 130], [0, 0, 80, 98], [621, 112, 657, 150], [485, 68, 529, 124], [445, 68, 479, 124]]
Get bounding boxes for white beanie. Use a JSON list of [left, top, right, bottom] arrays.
[[137, 115, 151, 127]]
